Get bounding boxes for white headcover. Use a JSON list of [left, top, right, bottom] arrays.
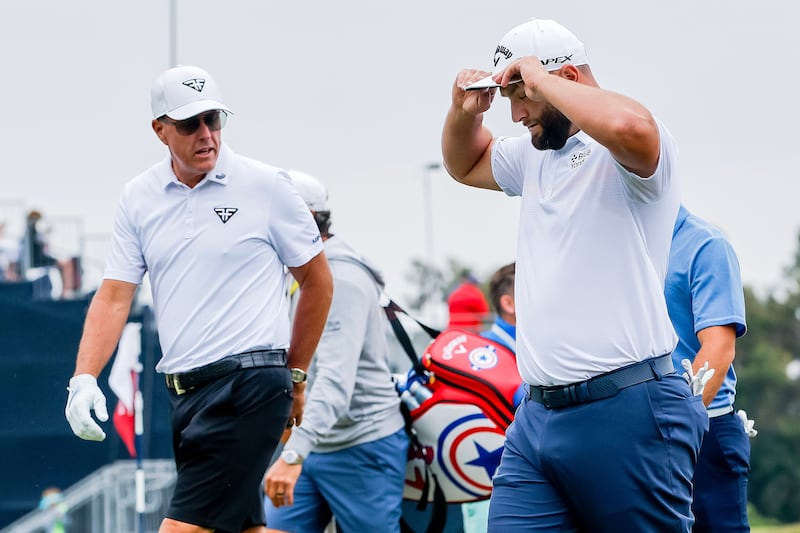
[[287, 170, 330, 211]]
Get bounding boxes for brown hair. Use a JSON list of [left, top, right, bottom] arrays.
[[488, 262, 515, 313]]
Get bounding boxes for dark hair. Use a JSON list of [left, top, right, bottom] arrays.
[[488, 262, 515, 313], [313, 210, 332, 237]]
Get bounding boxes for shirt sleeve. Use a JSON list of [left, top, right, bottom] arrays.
[[690, 237, 747, 337], [285, 272, 370, 458], [616, 119, 678, 203], [491, 134, 535, 197], [267, 171, 324, 268], [103, 189, 146, 284]]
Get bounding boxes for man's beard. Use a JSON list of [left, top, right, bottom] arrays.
[[531, 104, 573, 151]]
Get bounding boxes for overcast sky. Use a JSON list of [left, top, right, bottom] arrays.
[[2, 1, 798, 307]]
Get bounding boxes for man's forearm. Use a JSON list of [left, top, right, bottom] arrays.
[[695, 325, 737, 407], [287, 257, 333, 371], [74, 281, 136, 377]]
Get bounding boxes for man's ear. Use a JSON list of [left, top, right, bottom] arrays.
[[499, 293, 515, 317], [152, 119, 168, 145], [557, 64, 580, 82]]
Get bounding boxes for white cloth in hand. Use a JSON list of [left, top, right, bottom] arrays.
[[65, 374, 108, 441], [736, 409, 758, 438], [681, 359, 715, 396]]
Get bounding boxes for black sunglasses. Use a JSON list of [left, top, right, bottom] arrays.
[[159, 109, 228, 136]]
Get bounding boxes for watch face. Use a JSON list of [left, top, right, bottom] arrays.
[[290, 368, 307, 383], [282, 449, 301, 464]]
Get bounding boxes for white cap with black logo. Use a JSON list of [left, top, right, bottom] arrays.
[[466, 18, 588, 91], [150, 65, 233, 119]]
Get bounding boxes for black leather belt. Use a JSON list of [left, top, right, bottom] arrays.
[[527, 354, 674, 409], [165, 349, 287, 395]]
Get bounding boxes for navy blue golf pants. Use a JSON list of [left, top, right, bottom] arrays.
[[692, 410, 751, 532], [488, 373, 708, 532]]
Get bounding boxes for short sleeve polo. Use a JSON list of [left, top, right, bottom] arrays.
[[104, 144, 323, 373], [492, 121, 680, 386], [666, 205, 747, 410]]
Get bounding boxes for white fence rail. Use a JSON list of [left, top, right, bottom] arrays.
[[2, 460, 176, 533]]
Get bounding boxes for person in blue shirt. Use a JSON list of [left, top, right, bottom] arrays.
[[480, 263, 516, 352], [666, 205, 752, 532], [462, 261, 518, 533]]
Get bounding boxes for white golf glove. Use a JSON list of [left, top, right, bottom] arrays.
[[736, 409, 758, 438], [65, 374, 108, 441], [681, 359, 715, 396]]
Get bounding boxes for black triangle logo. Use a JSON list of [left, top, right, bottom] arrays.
[[183, 78, 206, 92], [214, 207, 238, 223]]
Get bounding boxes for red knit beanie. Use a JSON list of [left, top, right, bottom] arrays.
[[447, 282, 490, 330]]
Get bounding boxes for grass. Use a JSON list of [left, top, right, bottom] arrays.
[[748, 503, 800, 532]]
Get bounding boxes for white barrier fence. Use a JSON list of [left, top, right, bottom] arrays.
[[2, 460, 176, 533]]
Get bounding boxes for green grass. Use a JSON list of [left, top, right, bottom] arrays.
[[748, 503, 800, 532]]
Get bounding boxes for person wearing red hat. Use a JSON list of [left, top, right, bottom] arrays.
[[446, 276, 490, 332]]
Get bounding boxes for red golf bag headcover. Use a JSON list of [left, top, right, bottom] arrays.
[[403, 328, 521, 503]]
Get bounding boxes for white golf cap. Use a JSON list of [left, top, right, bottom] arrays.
[[288, 170, 330, 211], [466, 18, 588, 91], [150, 65, 233, 120]]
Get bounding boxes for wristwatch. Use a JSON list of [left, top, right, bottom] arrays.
[[281, 449, 304, 465], [290, 367, 308, 384]]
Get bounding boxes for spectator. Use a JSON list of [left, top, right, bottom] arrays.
[[0, 221, 20, 281], [38, 487, 69, 533], [446, 274, 490, 332], [22, 210, 76, 297]]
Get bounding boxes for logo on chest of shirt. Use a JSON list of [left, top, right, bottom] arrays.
[[214, 207, 238, 223], [569, 148, 592, 170]]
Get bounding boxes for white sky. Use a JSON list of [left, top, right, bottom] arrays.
[[2, 1, 798, 304]]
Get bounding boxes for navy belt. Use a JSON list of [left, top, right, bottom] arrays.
[[527, 354, 674, 409], [165, 349, 287, 395]]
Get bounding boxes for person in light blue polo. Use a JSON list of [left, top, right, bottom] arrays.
[[666, 204, 751, 532]]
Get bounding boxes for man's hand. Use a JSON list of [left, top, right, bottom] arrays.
[[681, 359, 715, 396], [65, 374, 108, 441], [287, 382, 306, 428], [494, 56, 550, 100], [264, 458, 302, 508], [453, 69, 497, 115], [737, 409, 758, 438]]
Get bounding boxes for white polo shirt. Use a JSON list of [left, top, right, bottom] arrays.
[[104, 144, 323, 374], [492, 122, 679, 386]]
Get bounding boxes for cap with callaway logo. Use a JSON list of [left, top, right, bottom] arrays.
[[150, 65, 233, 120], [466, 18, 588, 91]]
